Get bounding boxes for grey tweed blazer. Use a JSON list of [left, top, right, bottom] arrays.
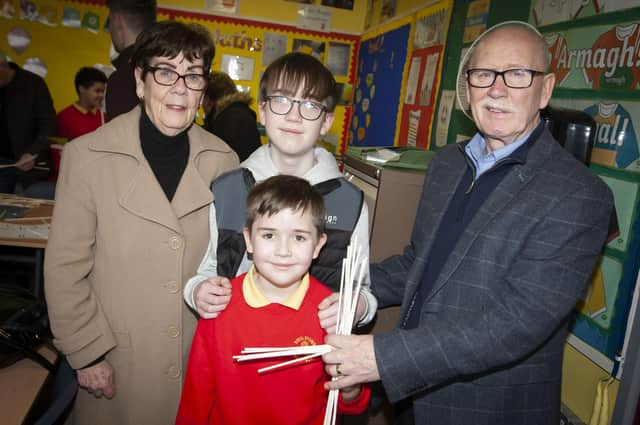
[[371, 127, 613, 425]]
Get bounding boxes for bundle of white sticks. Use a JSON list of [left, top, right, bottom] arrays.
[[233, 244, 368, 425]]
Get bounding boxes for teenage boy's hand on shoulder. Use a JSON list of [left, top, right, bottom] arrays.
[[318, 293, 367, 334], [195, 276, 232, 318]]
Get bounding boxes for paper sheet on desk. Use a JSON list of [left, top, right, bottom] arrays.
[[364, 148, 401, 164], [0, 222, 50, 239], [0, 195, 52, 240]]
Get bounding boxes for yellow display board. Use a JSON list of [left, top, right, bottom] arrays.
[[159, 0, 367, 34], [0, 0, 358, 153], [168, 9, 358, 153], [351, 0, 452, 148], [0, 0, 112, 111]]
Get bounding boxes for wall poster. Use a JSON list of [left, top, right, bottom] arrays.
[[544, 22, 640, 91], [396, 4, 451, 148], [550, 96, 640, 367], [530, 0, 640, 27], [0, 1, 359, 154], [350, 22, 410, 147]]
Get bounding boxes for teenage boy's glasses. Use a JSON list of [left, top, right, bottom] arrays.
[[466, 68, 547, 89], [264, 95, 328, 121], [146, 67, 207, 91]]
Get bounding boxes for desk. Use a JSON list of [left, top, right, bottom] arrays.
[[0, 345, 57, 425], [0, 195, 52, 298], [343, 154, 427, 425]]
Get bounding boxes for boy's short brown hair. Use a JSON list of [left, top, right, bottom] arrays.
[[259, 52, 339, 111], [246, 175, 325, 236]]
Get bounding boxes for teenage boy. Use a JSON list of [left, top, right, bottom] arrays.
[[183, 52, 377, 330], [57, 66, 108, 141], [176, 175, 370, 425]]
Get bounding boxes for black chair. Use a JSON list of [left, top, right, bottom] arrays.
[[542, 107, 620, 244], [23, 356, 78, 425]]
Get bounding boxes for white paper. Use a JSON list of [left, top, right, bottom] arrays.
[[297, 5, 332, 32], [436, 90, 455, 147], [221, 55, 255, 81], [404, 57, 422, 105]]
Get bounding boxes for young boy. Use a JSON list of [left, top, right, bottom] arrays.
[[176, 175, 370, 424], [56, 66, 108, 141], [183, 52, 377, 330]]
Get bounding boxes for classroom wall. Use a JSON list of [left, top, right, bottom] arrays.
[[3, 0, 636, 422], [0, 1, 113, 112], [349, 0, 452, 148], [159, 0, 367, 34], [0, 0, 359, 152]]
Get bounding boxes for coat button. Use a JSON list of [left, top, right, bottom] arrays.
[[166, 281, 179, 293], [167, 326, 180, 338], [168, 364, 181, 379], [169, 236, 183, 250]]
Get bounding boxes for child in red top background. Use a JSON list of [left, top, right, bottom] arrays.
[[57, 66, 108, 141], [176, 175, 370, 425]]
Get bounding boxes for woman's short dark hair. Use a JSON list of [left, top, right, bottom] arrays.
[[131, 21, 215, 79], [205, 71, 237, 104], [246, 175, 325, 236], [74, 67, 107, 94], [259, 52, 339, 111]]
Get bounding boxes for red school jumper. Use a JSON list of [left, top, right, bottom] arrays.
[[176, 272, 370, 425], [56, 104, 107, 141]]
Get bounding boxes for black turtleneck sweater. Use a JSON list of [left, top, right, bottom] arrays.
[[139, 107, 190, 201]]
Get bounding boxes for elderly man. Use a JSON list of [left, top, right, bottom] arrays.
[[105, 0, 156, 118], [323, 21, 614, 424], [0, 50, 56, 195]]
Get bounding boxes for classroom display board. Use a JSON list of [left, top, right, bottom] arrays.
[[544, 22, 640, 91], [530, 0, 640, 27], [167, 9, 359, 153], [349, 0, 453, 148], [0, 0, 114, 112], [428, 0, 505, 150], [0, 0, 359, 153], [548, 94, 640, 368], [533, 6, 640, 371], [396, 2, 452, 148], [349, 20, 410, 147]]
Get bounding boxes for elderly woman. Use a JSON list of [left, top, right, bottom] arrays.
[[202, 71, 262, 161], [44, 21, 239, 425]]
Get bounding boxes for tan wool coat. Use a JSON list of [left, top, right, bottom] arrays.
[[44, 107, 239, 425]]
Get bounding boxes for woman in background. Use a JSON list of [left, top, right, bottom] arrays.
[[203, 71, 262, 161]]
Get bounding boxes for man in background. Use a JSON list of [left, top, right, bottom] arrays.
[[0, 49, 56, 195], [322, 21, 614, 425], [105, 0, 156, 118]]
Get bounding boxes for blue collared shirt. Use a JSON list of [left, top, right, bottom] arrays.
[[465, 123, 538, 180]]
